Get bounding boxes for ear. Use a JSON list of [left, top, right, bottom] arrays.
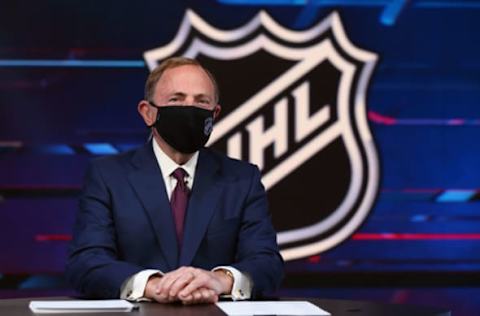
[[138, 100, 157, 126], [213, 104, 222, 120]]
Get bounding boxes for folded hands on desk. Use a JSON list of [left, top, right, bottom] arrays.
[[144, 266, 233, 305]]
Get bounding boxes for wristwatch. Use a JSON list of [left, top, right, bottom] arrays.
[[219, 268, 235, 282]]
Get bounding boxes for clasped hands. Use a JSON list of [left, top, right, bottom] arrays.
[[145, 266, 233, 305]]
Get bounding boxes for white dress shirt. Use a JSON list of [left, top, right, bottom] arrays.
[[120, 140, 252, 301]]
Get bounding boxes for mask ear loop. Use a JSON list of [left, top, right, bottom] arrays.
[[146, 101, 161, 141]]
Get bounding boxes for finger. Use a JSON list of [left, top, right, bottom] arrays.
[[154, 274, 173, 299], [157, 296, 172, 304], [148, 277, 174, 303], [151, 292, 172, 304], [184, 289, 203, 304], [208, 289, 218, 303], [193, 290, 203, 302], [203, 289, 218, 303], [181, 294, 193, 305], [167, 295, 179, 303], [183, 288, 217, 305], [168, 272, 195, 300], [156, 267, 192, 297], [179, 273, 211, 298], [155, 270, 182, 298], [200, 288, 212, 303]]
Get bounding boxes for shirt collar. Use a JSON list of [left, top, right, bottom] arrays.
[[152, 139, 198, 179]]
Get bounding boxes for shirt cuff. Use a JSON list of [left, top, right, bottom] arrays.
[[120, 269, 163, 301], [212, 266, 252, 300]]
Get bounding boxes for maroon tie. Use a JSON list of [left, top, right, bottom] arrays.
[[170, 168, 189, 248]]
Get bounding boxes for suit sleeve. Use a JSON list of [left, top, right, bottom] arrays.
[[65, 161, 144, 298], [231, 165, 284, 297]]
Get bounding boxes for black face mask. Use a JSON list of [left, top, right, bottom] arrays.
[[149, 103, 215, 154]]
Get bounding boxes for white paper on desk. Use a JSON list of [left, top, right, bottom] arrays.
[[216, 301, 330, 316], [29, 300, 135, 313]]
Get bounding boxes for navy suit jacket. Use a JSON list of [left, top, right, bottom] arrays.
[[65, 142, 283, 298]]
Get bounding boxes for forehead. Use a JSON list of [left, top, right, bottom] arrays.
[[154, 64, 215, 97]]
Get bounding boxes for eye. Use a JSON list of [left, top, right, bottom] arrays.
[[168, 98, 184, 104]]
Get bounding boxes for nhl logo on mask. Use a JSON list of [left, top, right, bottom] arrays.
[[204, 117, 214, 136], [144, 10, 380, 261]]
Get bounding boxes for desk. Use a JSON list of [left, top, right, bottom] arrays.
[[0, 297, 451, 316]]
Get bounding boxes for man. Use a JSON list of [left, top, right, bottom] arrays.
[[65, 57, 284, 305]]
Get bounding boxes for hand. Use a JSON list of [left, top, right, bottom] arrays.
[[145, 275, 215, 304], [177, 268, 233, 302], [145, 275, 177, 303], [144, 266, 233, 304], [180, 287, 218, 305], [144, 267, 194, 303]]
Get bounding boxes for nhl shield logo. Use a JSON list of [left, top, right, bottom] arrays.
[[144, 10, 380, 261]]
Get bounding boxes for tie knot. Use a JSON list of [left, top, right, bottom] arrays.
[[172, 168, 187, 182]]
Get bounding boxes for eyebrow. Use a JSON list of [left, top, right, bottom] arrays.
[[169, 92, 186, 98], [168, 92, 212, 101], [194, 93, 212, 101]]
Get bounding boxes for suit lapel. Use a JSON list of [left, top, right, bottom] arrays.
[[179, 149, 223, 266], [127, 143, 179, 270]]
